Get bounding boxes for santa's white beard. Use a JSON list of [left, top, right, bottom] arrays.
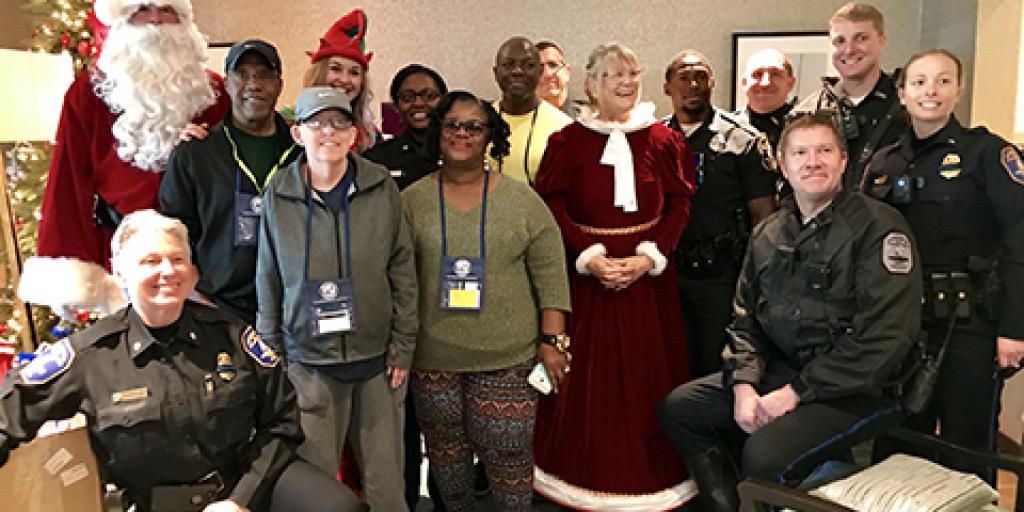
[[94, 22, 216, 171]]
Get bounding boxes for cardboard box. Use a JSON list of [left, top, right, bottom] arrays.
[[0, 425, 103, 512]]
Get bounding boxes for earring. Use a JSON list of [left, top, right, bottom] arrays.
[[484, 161, 492, 173]]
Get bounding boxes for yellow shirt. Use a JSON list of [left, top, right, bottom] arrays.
[[489, 100, 572, 185]]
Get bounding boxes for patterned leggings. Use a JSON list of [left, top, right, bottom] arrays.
[[412, 360, 537, 512]]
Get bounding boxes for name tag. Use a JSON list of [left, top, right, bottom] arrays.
[[439, 257, 484, 311], [112, 387, 150, 404], [234, 190, 262, 247], [305, 278, 357, 335]]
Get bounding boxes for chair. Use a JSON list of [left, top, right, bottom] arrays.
[[738, 428, 1024, 512]]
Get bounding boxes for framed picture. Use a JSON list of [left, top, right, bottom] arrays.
[[731, 31, 836, 111], [206, 42, 234, 74]]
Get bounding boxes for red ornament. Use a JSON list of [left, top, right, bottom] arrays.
[[60, 32, 71, 49], [0, 324, 6, 336], [74, 309, 92, 324], [77, 40, 93, 57]]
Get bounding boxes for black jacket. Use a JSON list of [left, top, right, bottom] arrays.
[[723, 191, 922, 402], [160, 114, 299, 324], [363, 131, 437, 190], [0, 302, 300, 510], [866, 117, 1024, 338]]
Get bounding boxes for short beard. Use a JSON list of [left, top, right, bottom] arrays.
[[94, 22, 216, 171]]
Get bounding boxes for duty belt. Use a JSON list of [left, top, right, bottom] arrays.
[[149, 470, 226, 512]]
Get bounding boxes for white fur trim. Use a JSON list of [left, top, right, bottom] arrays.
[[534, 466, 697, 511], [577, 103, 657, 214], [93, 0, 193, 26], [575, 243, 607, 275], [18, 257, 127, 314], [636, 241, 668, 276]]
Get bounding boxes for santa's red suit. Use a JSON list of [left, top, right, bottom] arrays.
[[18, 0, 229, 314]]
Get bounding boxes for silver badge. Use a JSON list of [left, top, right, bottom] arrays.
[[319, 281, 339, 300], [882, 232, 913, 274], [452, 259, 472, 278]]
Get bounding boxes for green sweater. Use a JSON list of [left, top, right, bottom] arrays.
[[402, 173, 571, 372]]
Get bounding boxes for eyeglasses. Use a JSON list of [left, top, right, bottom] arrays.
[[397, 89, 441, 104], [602, 70, 642, 82], [302, 117, 354, 131], [542, 60, 566, 72], [228, 70, 279, 83], [441, 120, 489, 135]]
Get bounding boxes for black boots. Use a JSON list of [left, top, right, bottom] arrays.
[[685, 445, 740, 512]]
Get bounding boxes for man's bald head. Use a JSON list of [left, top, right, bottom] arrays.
[[742, 48, 796, 114]]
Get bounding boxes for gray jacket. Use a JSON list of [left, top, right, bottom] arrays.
[[256, 154, 417, 369]]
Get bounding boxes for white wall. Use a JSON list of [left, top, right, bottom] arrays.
[[191, 0, 922, 120]]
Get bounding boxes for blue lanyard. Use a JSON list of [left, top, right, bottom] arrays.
[[303, 167, 353, 281], [438, 171, 489, 260]]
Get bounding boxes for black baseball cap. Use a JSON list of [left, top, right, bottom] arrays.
[[225, 39, 282, 74]]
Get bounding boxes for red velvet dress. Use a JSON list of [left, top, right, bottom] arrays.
[[533, 121, 697, 507]]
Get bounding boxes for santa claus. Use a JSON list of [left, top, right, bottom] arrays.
[[18, 0, 229, 315]]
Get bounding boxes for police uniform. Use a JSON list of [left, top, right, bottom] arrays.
[[0, 302, 360, 512], [659, 190, 921, 486], [865, 117, 1024, 480], [739, 102, 793, 153], [795, 72, 908, 192], [662, 109, 778, 377], [364, 131, 437, 191]]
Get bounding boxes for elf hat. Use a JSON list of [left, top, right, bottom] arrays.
[[306, 8, 373, 70]]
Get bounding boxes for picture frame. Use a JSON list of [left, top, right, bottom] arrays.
[[731, 31, 836, 111], [206, 42, 234, 73]]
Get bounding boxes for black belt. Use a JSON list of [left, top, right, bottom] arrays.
[[149, 471, 226, 512]]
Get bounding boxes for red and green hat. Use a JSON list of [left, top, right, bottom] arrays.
[[307, 8, 373, 70]]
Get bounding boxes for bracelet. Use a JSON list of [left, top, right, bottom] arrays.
[[540, 333, 571, 354]]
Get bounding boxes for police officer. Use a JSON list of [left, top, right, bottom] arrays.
[[866, 49, 1024, 483], [738, 48, 797, 152], [794, 3, 908, 192], [658, 113, 921, 512], [161, 39, 299, 325], [661, 50, 778, 378], [365, 64, 448, 191], [0, 211, 363, 512]]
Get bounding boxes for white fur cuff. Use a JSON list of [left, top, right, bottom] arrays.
[[636, 241, 667, 276], [18, 257, 128, 315], [575, 244, 607, 275]]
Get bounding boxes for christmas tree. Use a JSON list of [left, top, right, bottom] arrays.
[[1, 0, 100, 352]]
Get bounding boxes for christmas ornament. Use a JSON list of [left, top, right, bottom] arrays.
[[50, 321, 75, 338], [77, 40, 92, 57], [60, 32, 71, 49]]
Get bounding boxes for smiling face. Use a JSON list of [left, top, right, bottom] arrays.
[[493, 38, 541, 102], [227, 52, 282, 129], [324, 56, 365, 101], [292, 109, 357, 166], [780, 124, 848, 206], [591, 56, 641, 122], [439, 100, 490, 166], [742, 49, 795, 113], [114, 229, 197, 320], [537, 46, 571, 106], [899, 52, 962, 127], [396, 72, 442, 132], [829, 19, 886, 82], [663, 55, 714, 119]]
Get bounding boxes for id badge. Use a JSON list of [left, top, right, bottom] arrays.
[[234, 191, 262, 247], [305, 278, 357, 336], [439, 257, 484, 311]]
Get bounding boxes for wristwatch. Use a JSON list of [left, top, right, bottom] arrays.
[[540, 333, 571, 353]]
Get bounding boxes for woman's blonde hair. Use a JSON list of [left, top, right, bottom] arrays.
[[303, 58, 377, 151], [583, 43, 642, 107]]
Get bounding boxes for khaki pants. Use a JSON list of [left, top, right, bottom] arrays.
[[288, 364, 408, 512]]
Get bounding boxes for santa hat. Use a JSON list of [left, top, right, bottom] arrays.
[[92, 0, 194, 27], [307, 8, 373, 70]]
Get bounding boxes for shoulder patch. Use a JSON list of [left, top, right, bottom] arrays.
[[241, 326, 280, 368], [1001, 145, 1024, 186], [757, 136, 778, 172], [882, 232, 913, 274], [19, 338, 75, 385]]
